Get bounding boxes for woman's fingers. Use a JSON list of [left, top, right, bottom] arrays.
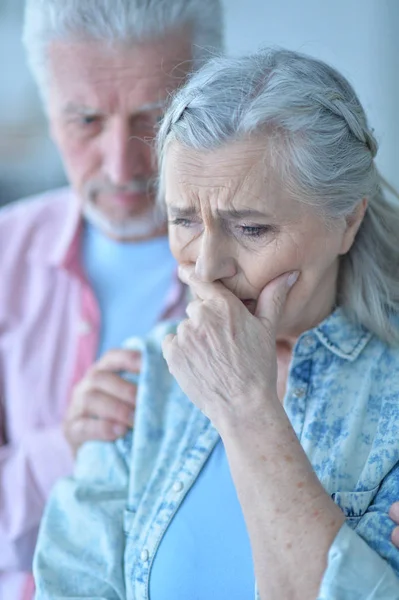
[[180, 264, 299, 335], [178, 265, 235, 303], [185, 299, 203, 322], [162, 333, 176, 360], [392, 526, 399, 548], [255, 271, 299, 330]]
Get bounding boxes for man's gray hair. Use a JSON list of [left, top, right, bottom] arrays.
[[23, 0, 224, 95], [157, 48, 399, 344]]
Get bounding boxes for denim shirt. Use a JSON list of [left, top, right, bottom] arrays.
[[34, 309, 399, 600]]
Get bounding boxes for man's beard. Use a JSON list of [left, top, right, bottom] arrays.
[[82, 177, 165, 240]]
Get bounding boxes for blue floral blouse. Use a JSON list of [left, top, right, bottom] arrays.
[[34, 309, 399, 599]]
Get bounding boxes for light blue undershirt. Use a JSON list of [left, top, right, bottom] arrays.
[[150, 439, 255, 600], [82, 223, 177, 357]]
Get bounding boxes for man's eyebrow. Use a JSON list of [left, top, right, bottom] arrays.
[[62, 100, 166, 116], [63, 103, 98, 115]]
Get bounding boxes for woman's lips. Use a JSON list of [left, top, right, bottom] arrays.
[[240, 299, 257, 314]]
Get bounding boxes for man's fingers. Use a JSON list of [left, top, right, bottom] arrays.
[[255, 271, 299, 327], [94, 348, 142, 373], [84, 371, 137, 406], [65, 350, 140, 455], [78, 391, 135, 427], [67, 417, 128, 450]]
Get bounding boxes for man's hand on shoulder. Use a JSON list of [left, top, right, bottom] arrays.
[[64, 349, 141, 455]]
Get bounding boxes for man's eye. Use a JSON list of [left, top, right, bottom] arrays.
[[238, 225, 271, 238], [80, 115, 101, 126]]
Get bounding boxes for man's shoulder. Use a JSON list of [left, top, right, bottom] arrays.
[[0, 187, 74, 264], [0, 186, 72, 230]]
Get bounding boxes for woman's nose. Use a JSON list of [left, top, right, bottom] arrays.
[[195, 234, 237, 283]]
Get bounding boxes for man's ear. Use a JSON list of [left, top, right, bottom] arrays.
[[339, 198, 368, 255]]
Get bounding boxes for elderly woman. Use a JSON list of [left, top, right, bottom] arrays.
[[34, 49, 399, 600]]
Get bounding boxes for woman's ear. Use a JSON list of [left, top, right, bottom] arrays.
[[339, 198, 368, 255]]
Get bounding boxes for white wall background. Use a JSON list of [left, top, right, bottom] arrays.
[[0, 1, 66, 204], [222, 0, 399, 189], [0, 0, 397, 202]]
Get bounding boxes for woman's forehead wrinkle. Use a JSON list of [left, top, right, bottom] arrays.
[[176, 163, 242, 211], [169, 139, 307, 221], [174, 138, 261, 180], [178, 167, 262, 217]]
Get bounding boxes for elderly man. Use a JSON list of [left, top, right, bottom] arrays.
[[0, 0, 223, 598]]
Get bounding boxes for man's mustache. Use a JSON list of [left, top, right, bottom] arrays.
[[84, 178, 154, 199]]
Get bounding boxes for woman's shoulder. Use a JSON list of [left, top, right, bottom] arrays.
[[366, 333, 399, 377], [314, 308, 399, 379]]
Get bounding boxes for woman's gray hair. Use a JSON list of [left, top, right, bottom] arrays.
[[23, 0, 224, 98], [157, 48, 399, 344]]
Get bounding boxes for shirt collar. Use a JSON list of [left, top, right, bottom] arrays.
[[313, 307, 373, 361], [28, 192, 185, 295], [50, 193, 82, 269], [27, 188, 82, 271]]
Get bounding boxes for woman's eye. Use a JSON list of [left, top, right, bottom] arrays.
[[238, 225, 271, 238], [169, 218, 195, 228]]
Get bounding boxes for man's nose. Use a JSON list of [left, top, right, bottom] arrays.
[[195, 232, 237, 283], [103, 120, 146, 185]]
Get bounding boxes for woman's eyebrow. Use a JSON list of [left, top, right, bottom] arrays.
[[167, 206, 272, 220], [167, 206, 199, 218], [217, 208, 271, 220]]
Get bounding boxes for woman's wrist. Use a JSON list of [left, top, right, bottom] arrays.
[[219, 399, 332, 512], [216, 389, 283, 444]]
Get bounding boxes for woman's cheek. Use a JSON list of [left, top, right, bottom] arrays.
[[248, 247, 298, 292]]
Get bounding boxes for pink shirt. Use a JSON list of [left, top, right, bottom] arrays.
[[0, 188, 187, 600]]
